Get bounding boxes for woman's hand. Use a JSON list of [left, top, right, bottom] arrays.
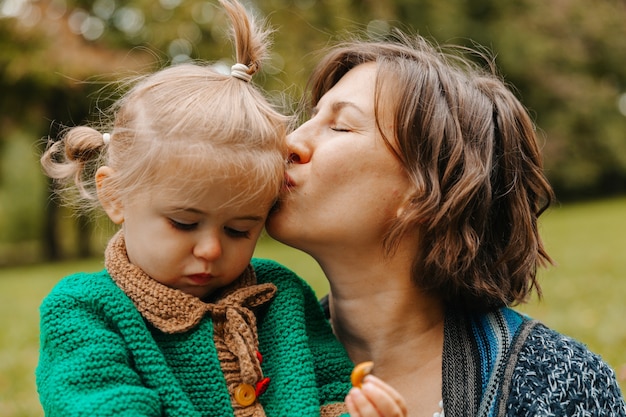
[[345, 375, 408, 417]]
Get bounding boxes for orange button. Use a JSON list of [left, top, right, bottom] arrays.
[[234, 383, 256, 406]]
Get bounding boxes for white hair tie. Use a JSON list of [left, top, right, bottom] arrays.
[[230, 63, 252, 82], [102, 132, 111, 145]]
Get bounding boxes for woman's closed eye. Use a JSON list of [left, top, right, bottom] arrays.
[[330, 126, 350, 132]]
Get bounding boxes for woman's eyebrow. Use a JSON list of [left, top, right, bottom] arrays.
[[331, 101, 364, 115], [310, 100, 364, 118]]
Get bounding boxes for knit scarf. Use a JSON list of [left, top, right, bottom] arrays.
[[442, 307, 538, 417], [104, 230, 276, 417]]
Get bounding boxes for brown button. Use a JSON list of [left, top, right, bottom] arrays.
[[234, 383, 256, 406]]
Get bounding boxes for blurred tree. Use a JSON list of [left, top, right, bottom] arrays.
[[1, 0, 153, 262], [476, 0, 626, 199]]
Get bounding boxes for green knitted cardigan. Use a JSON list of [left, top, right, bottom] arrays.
[[37, 233, 353, 417]]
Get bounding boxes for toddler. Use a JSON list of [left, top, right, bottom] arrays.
[[36, 1, 353, 416]]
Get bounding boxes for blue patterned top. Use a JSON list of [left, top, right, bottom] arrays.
[[442, 307, 626, 416]]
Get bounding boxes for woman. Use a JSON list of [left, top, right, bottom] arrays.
[[267, 31, 626, 417]]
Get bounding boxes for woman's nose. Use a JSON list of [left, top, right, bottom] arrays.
[[193, 234, 222, 261], [286, 123, 313, 164]]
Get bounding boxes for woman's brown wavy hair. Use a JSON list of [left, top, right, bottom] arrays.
[[306, 32, 555, 312]]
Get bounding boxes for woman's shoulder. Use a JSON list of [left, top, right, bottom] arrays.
[[508, 321, 626, 415], [517, 321, 618, 380]]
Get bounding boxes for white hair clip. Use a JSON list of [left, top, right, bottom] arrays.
[[230, 63, 252, 82], [102, 132, 111, 145]]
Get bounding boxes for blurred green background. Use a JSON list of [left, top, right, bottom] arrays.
[[1, 0, 626, 264], [1, 0, 625, 414]]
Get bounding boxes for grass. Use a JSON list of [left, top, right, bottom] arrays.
[[1, 197, 625, 416]]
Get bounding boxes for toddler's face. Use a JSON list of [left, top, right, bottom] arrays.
[[120, 176, 271, 299]]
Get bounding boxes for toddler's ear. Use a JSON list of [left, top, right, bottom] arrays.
[[96, 166, 124, 224]]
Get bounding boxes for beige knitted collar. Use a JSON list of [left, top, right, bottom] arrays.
[[104, 230, 276, 334]]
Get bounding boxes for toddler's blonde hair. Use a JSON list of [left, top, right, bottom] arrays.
[[41, 0, 287, 213]]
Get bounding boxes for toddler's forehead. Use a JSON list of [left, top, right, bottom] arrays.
[[150, 168, 273, 208], [136, 146, 281, 209]]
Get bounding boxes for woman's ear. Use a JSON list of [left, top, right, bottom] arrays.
[[96, 166, 124, 224], [396, 185, 415, 218]]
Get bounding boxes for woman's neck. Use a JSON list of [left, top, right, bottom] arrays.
[[328, 273, 444, 368], [316, 245, 446, 417], [317, 243, 445, 365]]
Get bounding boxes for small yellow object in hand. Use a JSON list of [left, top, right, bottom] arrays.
[[350, 361, 374, 388]]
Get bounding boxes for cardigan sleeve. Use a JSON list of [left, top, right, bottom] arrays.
[[36, 275, 162, 417], [506, 323, 626, 416]]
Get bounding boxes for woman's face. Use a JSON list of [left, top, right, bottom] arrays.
[[267, 62, 411, 256]]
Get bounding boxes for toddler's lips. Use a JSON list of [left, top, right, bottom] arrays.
[[187, 274, 214, 285]]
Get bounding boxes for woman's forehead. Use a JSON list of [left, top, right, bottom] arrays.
[[318, 63, 378, 110]]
